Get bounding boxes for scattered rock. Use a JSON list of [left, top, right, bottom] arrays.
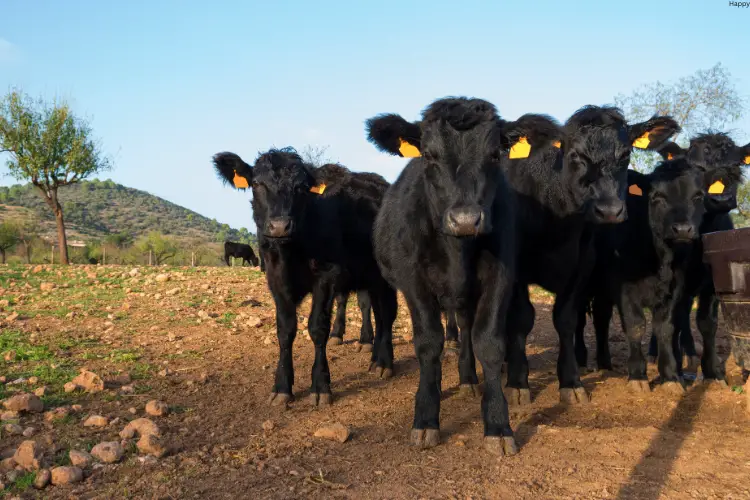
[[91, 442, 124, 464], [0, 300, 9, 309], [128, 268, 140, 277], [33, 387, 46, 397], [120, 384, 135, 394], [120, 418, 160, 440], [64, 382, 79, 393], [33, 468, 50, 489], [27, 377, 38, 385], [5, 469, 20, 483], [70, 370, 104, 393], [69, 450, 93, 468], [4, 312, 19, 323], [0, 458, 16, 473], [157, 368, 171, 378], [71, 404, 82, 413], [3, 424, 23, 435], [128, 407, 137, 415], [13, 441, 42, 470], [155, 274, 170, 283], [22, 427, 36, 438], [3, 350, 16, 362], [39, 283, 56, 292], [83, 415, 108, 428], [0, 411, 19, 421], [44, 407, 71, 422], [51, 466, 83, 485], [137, 455, 158, 466], [166, 287, 180, 296], [313, 423, 350, 443], [167, 333, 177, 342], [2, 394, 44, 413], [145, 400, 169, 417], [246, 316, 262, 328], [137, 434, 168, 458], [262, 420, 274, 432], [65, 311, 76, 319]]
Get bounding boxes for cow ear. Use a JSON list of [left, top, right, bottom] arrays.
[[365, 113, 422, 157], [629, 116, 681, 150], [212, 152, 254, 190], [741, 142, 750, 165], [657, 141, 685, 161], [502, 114, 562, 160]]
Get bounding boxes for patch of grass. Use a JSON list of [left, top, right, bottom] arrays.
[[0, 329, 54, 361], [217, 312, 237, 327], [10, 471, 36, 493], [731, 385, 745, 395], [130, 362, 152, 379], [109, 349, 142, 363]]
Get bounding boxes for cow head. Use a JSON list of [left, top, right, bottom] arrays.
[[212, 148, 316, 241], [680, 133, 749, 214], [629, 164, 705, 244], [558, 106, 681, 224], [366, 97, 543, 237]]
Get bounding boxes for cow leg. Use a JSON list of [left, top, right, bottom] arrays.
[[619, 294, 649, 393], [368, 283, 396, 379], [444, 311, 460, 356], [574, 304, 588, 368], [329, 293, 347, 346], [670, 297, 693, 375], [269, 292, 297, 406], [592, 293, 614, 371], [308, 280, 335, 406], [474, 263, 517, 456], [457, 308, 480, 398], [677, 297, 700, 373], [405, 289, 443, 449], [357, 290, 375, 347], [653, 302, 685, 395], [647, 333, 659, 364], [505, 283, 534, 406], [696, 285, 725, 383]]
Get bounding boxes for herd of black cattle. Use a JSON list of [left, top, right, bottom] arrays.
[[213, 97, 750, 456]]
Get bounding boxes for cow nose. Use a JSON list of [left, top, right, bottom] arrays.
[[670, 223, 695, 240], [593, 201, 625, 223], [444, 207, 485, 236], [265, 217, 293, 238]]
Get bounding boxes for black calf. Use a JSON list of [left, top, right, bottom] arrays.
[[224, 240, 259, 267], [212, 148, 397, 407], [367, 96, 540, 456]]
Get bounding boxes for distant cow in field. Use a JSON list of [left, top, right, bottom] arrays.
[[224, 241, 259, 267], [366, 96, 549, 455], [500, 106, 680, 405], [641, 134, 749, 380], [212, 148, 397, 407], [578, 162, 706, 393]]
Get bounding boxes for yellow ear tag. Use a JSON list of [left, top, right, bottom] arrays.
[[552, 140, 561, 149], [708, 180, 725, 195], [509, 136, 531, 159], [398, 139, 421, 158], [667, 153, 674, 160], [232, 171, 249, 189], [744, 155, 750, 165], [628, 184, 643, 196], [310, 183, 327, 195], [633, 132, 651, 149]]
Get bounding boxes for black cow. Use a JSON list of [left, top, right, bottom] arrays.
[[502, 107, 680, 405], [212, 148, 397, 407], [224, 240, 260, 267], [328, 291, 374, 348], [578, 162, 706, 392], [366, 96, 545, 455], [643, 135, 749, 380]]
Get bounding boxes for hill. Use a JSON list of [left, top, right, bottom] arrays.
[[0, 179, 256, 245]]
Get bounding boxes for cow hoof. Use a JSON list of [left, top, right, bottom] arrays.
[[703, 379, 728, 390], [328, 337, 343, 346], [369, 364, 393, 379], [627, 379, 651, 393], [356, 342, 373, 353], [443, 340, 459, 357], [410, 428, 440, 449], [459, 384, 481, 398], [483, 436, 519, 456], [685, 356, 701, 373], [308, 392, 333, 407], [504, 388, 531, 406], [267, 392, 292, 407], [657, 381, 686, 396], [560, 387, 590, 404]]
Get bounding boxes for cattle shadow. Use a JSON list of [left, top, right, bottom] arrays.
[[615, 383, 708, 500]]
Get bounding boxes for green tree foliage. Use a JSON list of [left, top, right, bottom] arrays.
[[0, 221, 20, 264], [135, 231, 178, 265], [614, 63, 746, 172], [0, 89, 112, 264]]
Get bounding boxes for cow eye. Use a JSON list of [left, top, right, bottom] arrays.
[[650, 193, 666, 205]]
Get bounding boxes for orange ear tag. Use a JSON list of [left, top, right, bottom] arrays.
[[744, 155, 750, 165], [708, 180, 725, 195], [310, 183, 327, 195], [398, 139, 421, 158], [633, 132, 651, 149], [509, 137, 531, 159], [667, 153, 674, 160], [628, 184, 643, 196], [233, 171, 249, 189], [552, 140, 561, 149]]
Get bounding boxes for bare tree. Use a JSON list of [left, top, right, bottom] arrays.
[[614, 63, 746, 171], [299, 144, 334, 167]]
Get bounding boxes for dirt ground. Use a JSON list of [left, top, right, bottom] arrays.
[[1, 265, 749, 500]]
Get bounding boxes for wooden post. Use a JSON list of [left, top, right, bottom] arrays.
[[103, 246, 106, 265], [51, 245, 54, 265], [149, 249, 152, 266]]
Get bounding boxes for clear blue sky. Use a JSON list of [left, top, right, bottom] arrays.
[[1, 0, 748, 232]]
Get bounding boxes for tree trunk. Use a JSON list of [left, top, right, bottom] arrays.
[[22, 240, 31, 264], [49, 191, 69, 265], [0, 249, 5, 264]]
